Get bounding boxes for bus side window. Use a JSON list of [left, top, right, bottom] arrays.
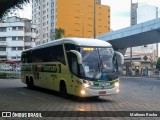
[[67, 53, 78, 75]]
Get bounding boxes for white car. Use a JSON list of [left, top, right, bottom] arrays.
[[15, 67, 21, 71]]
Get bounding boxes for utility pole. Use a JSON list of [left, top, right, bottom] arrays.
[[130, 0, 133, 76], [156, 7, 159, 58]]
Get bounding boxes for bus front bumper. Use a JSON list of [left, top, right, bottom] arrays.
[[79, 86, 119, 97]]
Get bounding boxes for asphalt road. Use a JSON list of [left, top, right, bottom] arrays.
[[0, 77, 160, 120]]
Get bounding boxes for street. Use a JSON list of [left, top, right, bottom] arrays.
[[0, 77, 160, 120]]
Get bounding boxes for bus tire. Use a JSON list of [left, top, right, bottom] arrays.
[[60, 81, 68, 98], [26, 76, 34, 89]]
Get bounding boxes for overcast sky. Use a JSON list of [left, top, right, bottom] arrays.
[[17, 0, 160, 30]]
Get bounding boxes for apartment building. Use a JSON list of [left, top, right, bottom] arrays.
[[0, 16, 36, 62], [32, 0, 110, 45]]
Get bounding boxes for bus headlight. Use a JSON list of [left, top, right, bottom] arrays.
[[83, 83, 90, 88], [80, 90, 86, 95], [114, 82, 119, 87]]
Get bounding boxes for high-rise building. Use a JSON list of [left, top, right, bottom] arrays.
[[129, 3, 158, 56], [131, 3, 158, 25], [124, 2, 159, 76], [131, 3, 138, 25], [32, 0, 110, 45], [0, 16, 36, 62]]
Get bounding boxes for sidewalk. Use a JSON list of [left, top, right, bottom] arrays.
[[120, 75, 160, 79]]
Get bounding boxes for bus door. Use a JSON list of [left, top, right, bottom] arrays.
[[66, 52, 79, 95]]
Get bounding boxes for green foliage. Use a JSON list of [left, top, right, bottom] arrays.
[[50, 28, 65, 40], [156, 57, 160, 70], [0, 0, 30, 19]]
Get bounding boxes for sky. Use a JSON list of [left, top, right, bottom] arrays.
[[17, 0, 160, 30]]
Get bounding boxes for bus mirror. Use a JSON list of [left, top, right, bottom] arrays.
[[70, 50, 82, 64], [115, 51, 124, 65]]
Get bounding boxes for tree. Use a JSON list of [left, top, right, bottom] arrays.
[[156, 57, 160, 70], [0, 0, 30, 19], [50, 28, 65, 40]]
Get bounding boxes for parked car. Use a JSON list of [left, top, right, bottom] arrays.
[[15, 67, 21, 71]]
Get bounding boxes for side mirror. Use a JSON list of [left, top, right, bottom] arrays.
[[70, 50, 82, 64], [115, 51, 124, 65]]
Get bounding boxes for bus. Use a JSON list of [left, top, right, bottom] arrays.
[[21, 38, 124, 97]]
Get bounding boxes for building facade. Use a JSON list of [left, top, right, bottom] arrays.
[[0, 16, 36, 62], [124, 3, 158, 76], [32, 0, 110, 45]]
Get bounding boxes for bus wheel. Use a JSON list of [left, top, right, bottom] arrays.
[[60, 81, 68, 98], [26, 77, 34, 89]]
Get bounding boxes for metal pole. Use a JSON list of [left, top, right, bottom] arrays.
[[156, 7, 159, 58], [93, 0, 96, 38], [130, 0, 133, 75]]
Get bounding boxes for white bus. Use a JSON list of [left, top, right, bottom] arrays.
[[21, 38, 124, 97]]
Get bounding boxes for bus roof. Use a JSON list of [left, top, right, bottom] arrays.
[[24, 38, 112, 51]]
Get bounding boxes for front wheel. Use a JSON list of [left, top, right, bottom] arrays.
[[60, 82, 68, 98]]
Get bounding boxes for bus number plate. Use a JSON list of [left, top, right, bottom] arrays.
[[99, 91, 106, 95]]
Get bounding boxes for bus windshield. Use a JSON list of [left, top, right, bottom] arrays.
[[80, 47, 117, 80]]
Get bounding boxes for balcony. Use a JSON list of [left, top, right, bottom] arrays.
[[0, 51, 7, 56], [0, 41, 7, 46]]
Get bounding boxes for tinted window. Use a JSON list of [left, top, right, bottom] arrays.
[[32, 45, 65, 64]]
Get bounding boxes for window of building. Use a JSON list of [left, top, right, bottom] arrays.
[[11, 56, 17, 59], [32, 38, 35, 42], [31, 28, 36, 32], [51, 22, 54, 27], [51, 2, 54, 7], [43, 4, 46, 8], [12, 37, 16, 40], [43, 28, 46, 32], [0, 47, 6, 51], [12, 47, 16, 51], [18, 26, 23, 30], [12, 27, 16, 30], [25, 46, 31, 49], [35, 8, 39, 12], [0, 27, 6, 32], [43, 16, 46, 20], [51, 16, 54, 20], [43, 34, 46, 38], [43, 10, 46, 14], [18, 37, 23, 40], [43, 22, 46, 26], [0, 37, 6, 41], [51, 9, 54, 13], [35, 3, 38, 7], [17, 47, 23, 50]]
